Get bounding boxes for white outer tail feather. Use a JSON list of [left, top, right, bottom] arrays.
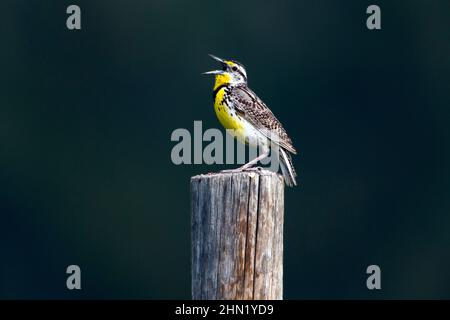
[[279, 148, 297, 187]]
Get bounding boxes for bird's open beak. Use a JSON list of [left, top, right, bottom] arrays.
[[208, 54, 225, 63], [202, 70, 224, 75], [202, 54, 226, 75]]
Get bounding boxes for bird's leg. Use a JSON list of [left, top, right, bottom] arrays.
[[221, 151, 269, 173], [240, 151, 270, 170]]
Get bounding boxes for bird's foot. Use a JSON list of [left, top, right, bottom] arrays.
[[220, 168, 243, 173], [220, 166, 264, 173], [241, 166, 264, 172]]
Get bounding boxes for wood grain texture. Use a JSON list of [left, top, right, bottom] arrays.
[[191, 170, 284, 300]]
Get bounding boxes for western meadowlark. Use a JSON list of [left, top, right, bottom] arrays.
[[204, 54, 297, 186]]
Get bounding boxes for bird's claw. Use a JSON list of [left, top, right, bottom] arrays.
[[220, 166, 263, 173]]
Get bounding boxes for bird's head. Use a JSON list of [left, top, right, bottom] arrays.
[[203, 54, 247, 88]]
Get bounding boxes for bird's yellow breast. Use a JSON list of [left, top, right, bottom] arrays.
[[214, 87, 244, 132], [212, 75, 266, 147]]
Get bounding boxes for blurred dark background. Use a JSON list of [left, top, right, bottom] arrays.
[[1, 0, 449, 299]]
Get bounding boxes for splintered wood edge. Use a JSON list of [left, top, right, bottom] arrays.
[[191, 169, 283, 182]]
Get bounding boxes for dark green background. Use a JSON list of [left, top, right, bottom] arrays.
[[1, 0, 449, 299]]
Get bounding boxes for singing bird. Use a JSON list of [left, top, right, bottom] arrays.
[[204, 54, 297, 186]]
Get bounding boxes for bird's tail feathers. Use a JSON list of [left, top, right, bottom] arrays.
[[279, 148, 297, 187]]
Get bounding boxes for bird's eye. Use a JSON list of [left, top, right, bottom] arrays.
[[232, 66, 238, 71]]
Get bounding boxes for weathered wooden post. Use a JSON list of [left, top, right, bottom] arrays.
[[191, 170, 284, 300]]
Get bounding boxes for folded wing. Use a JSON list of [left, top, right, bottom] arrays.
[[230, 85, 297, 154]]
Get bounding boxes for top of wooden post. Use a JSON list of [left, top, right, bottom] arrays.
[[191, 169, 283, 183]]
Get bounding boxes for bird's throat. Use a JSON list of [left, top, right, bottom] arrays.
[[213, 73, 231, 91]]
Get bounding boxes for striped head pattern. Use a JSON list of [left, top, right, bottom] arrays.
[[203, 54, 248, 88]]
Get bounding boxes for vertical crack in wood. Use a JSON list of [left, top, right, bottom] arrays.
[[242, 176, 251, 299], [243, 173, 259, 299], [216, 175, 229, 298], [200, 178, 210, 299], [252, 174, 262, 299], [271, 178, 279, 299], [230, 175, 239, 298], [214, 177, 223, 300], [231, 175, 240, 298], [214, 177, 221, 299], [236, 174, 250, 299], [192, 178, 202, 299]]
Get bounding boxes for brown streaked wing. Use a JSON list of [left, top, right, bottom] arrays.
[[230, 85, 297, 154]]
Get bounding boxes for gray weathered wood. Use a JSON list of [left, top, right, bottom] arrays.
[[191, 170, 284, 300]]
